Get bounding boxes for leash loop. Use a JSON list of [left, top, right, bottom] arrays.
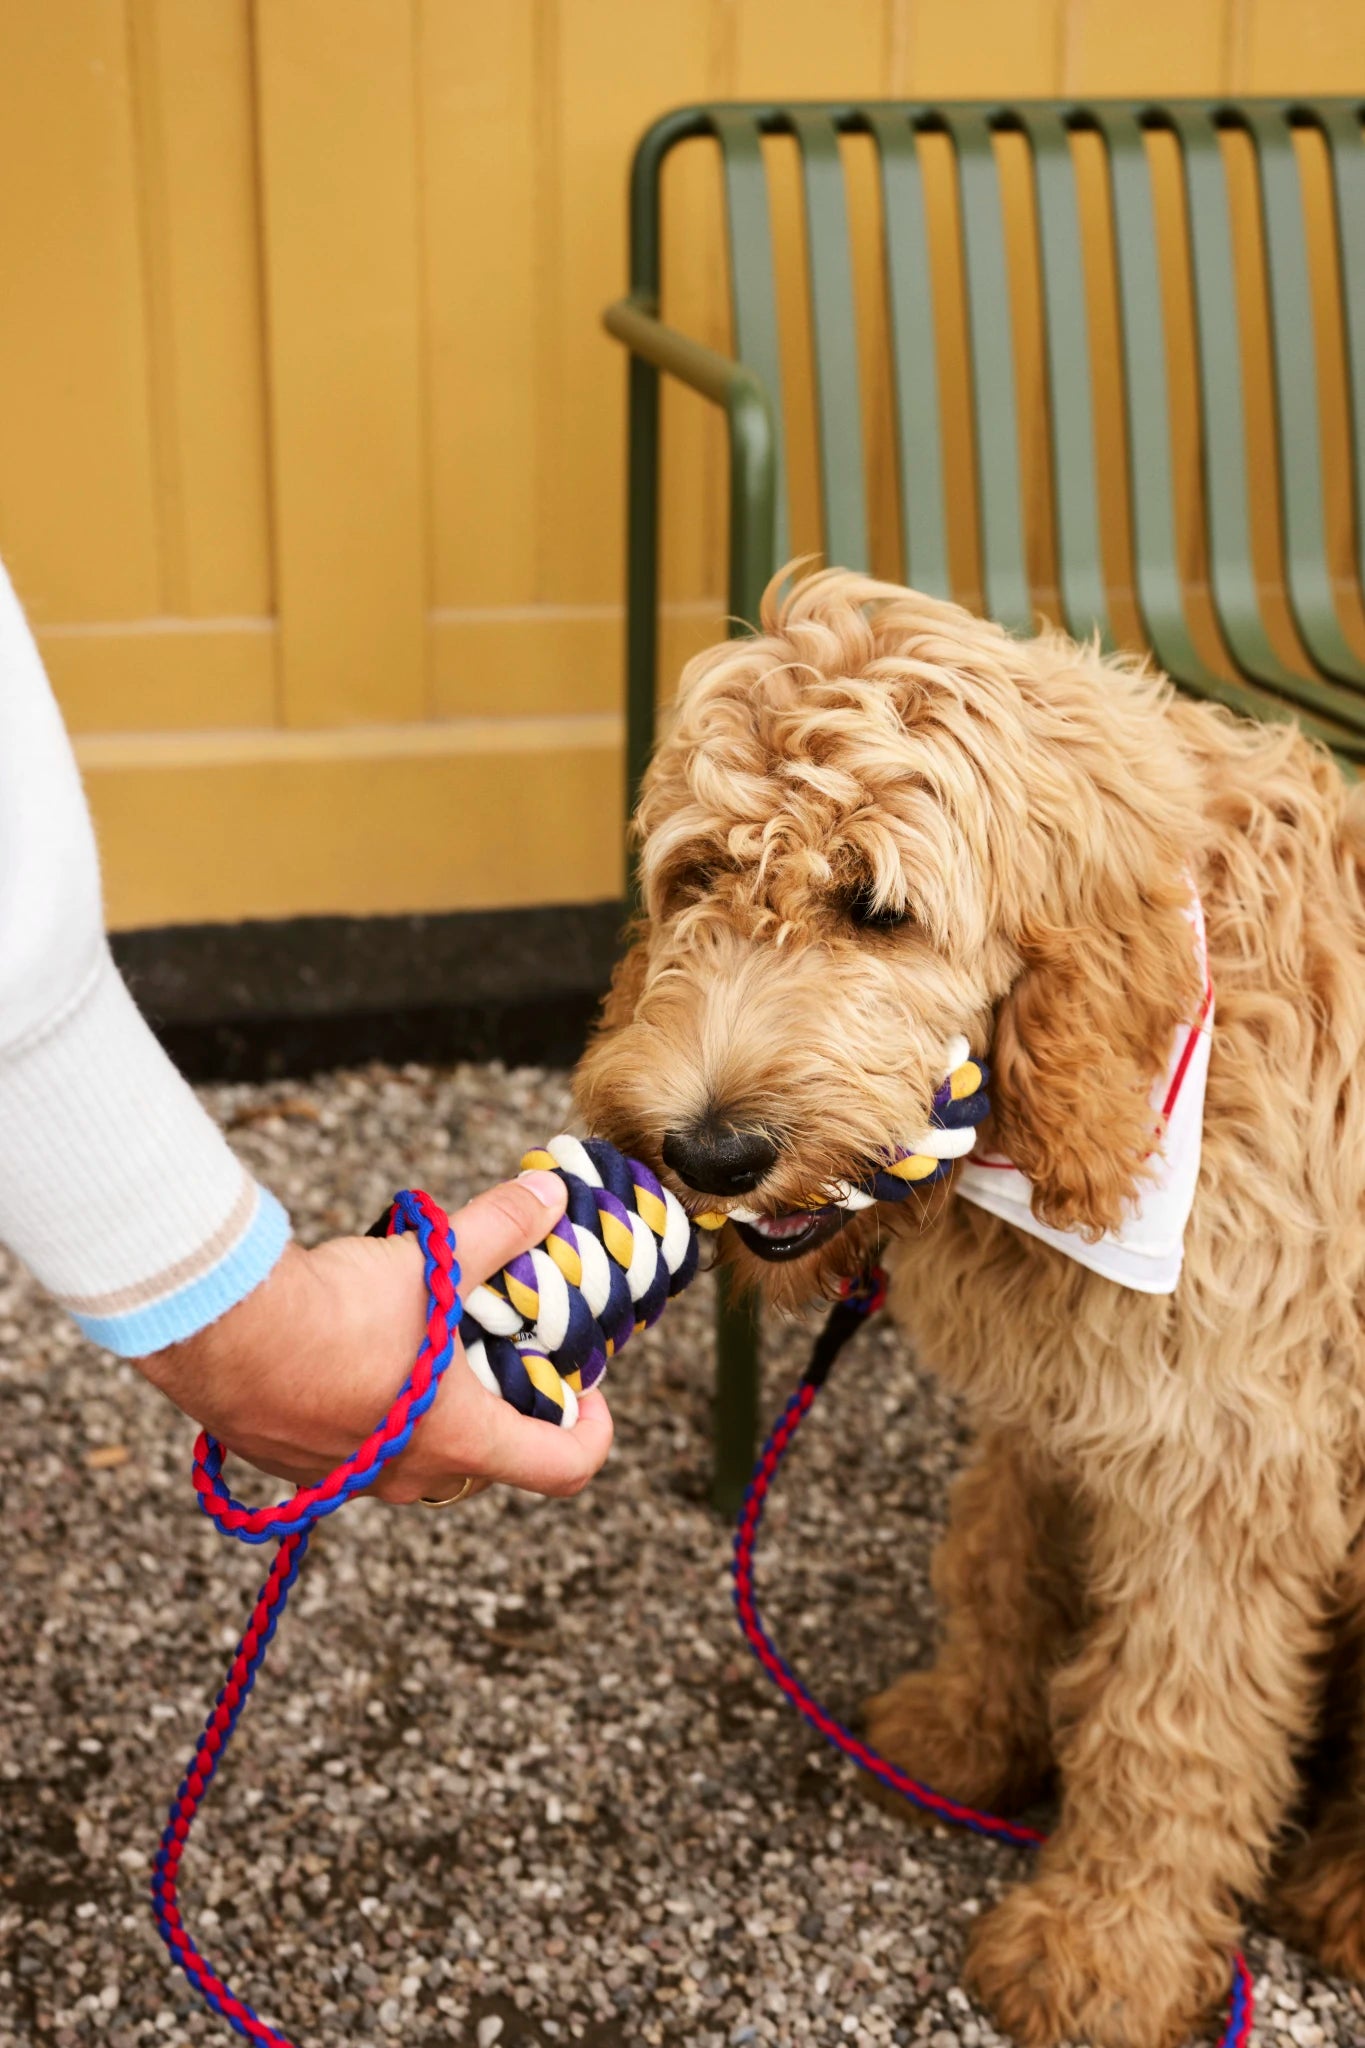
[[151, 1188, 462, 2044], [190, 1188, 462, 1545]]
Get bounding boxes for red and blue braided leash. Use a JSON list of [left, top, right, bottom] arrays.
[[152, 1190, 1253, 2048], [152, 1189, 461, 2045]]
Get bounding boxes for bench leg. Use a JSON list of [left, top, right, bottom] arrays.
[[712, 1267, 760, 1515], [619, 333, 769, 1513]]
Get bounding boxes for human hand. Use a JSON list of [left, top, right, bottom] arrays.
[[139, 1170, 612, 1504]]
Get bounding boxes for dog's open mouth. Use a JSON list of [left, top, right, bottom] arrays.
[[729, 1203, 853, 1263]]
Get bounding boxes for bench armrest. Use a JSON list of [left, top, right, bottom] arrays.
[[603, 293, 778, 626]]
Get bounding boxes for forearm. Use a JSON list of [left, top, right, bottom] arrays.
[[0, 943, 289, 1351], [0, 561, 288, 1353]]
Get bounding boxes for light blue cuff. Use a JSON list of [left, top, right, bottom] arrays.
[[72, 1185, 292, 1357]]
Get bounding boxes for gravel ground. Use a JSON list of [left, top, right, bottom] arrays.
[[2, 1060, 1362, 2048]]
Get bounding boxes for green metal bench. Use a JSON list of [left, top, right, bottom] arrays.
[[605, 98, 1365, 1511]]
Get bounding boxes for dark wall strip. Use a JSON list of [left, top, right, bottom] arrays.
[[111, 902, 627, 1083]]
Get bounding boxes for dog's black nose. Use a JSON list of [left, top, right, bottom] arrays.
[[662, 1117, 778, 1196]]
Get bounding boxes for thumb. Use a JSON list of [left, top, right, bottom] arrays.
[[449, 1168, 568, 1290]]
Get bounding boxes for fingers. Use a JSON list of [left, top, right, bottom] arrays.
[[169, 1180, 613, 1513], [475, 1387, 615, 1497], [372, 1387, 614, 1504], [449, 1169, 567, 1289], [367, 1169, 614, 1506], [370, 1466, 494, 1507]]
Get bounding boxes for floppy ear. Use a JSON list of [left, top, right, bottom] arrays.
[[988, 888, 1201, 1241]]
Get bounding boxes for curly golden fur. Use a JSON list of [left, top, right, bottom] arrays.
[[575, 570, 1365, 2048]]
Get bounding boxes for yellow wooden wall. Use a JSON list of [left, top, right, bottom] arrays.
[[0, 1, 1360, 929]]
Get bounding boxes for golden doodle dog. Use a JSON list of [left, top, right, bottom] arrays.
[[575, 569, 1365, 2047]]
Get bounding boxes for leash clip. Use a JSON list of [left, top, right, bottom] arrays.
[[801, 1265, 890, 1389]]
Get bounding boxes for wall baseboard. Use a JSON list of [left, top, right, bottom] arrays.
[[111, 901, 626, 1082]]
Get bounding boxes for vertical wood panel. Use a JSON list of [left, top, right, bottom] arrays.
[[659, 133, 729, 618], [730, 0, 888, 97], [0, 2, 160, 621], [255, 0, 427, 726], [543, 0, 715, 607], [1240, 0, 1365, 92], [676, 0, 745, 625], [654, 0, 734, 633], [4, 0, 1365, 930], [908, 0, 1064, 97], [886, 0, 914, 95], [1059, 4, 1238, 666], [732, 0, 891, 576], [904, 5, 1062, 612], [1062, 0, 1232, 95], [418, 0, 539, 611], [128, 0, 273, 621]]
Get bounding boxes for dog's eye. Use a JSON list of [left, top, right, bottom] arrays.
[[846, 882, 912, 932]]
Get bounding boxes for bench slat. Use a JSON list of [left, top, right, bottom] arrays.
[[1097, 109, 1213, 685], [616, 97, 1365, 766], [1175, 108, 1296, 688], [1252, 107, 1365, 690], [1176, 106, 1365, 726], [790, 111, 869, 572], [1026, 108, 1113, 646], [1320, 107, 1365, 609], [714, 111, 791, 575], [869, 111, 952, 599], [950, 111, 1032, 633]]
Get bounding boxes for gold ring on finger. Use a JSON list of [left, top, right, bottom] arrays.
[[418, 1475, 476, 1508]]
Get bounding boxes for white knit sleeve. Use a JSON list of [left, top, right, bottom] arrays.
[[0, 562, 289, 1355]]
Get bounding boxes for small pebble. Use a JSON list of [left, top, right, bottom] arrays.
[[84, 1443, 130, 1470]]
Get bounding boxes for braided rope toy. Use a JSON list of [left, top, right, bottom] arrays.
[[455, 1035, 988, 1428], [152, 1045, 1254, 2048]]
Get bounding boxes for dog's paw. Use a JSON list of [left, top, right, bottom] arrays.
[[861, 1667, 1049, 1818], [963, 1875, 1227, 2048], [1273, 1830, 1365, 1981]]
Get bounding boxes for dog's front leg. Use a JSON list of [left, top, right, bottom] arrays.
[[864, 1431, 1084, 1813], [964, 1452, 1341, 2048]]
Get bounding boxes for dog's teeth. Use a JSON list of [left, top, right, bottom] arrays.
[[751, 1213, 811, 1239], [728, 1204, 761, 1225]]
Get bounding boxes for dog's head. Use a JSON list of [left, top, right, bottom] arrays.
[[576, 570, 1202, 1306]]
